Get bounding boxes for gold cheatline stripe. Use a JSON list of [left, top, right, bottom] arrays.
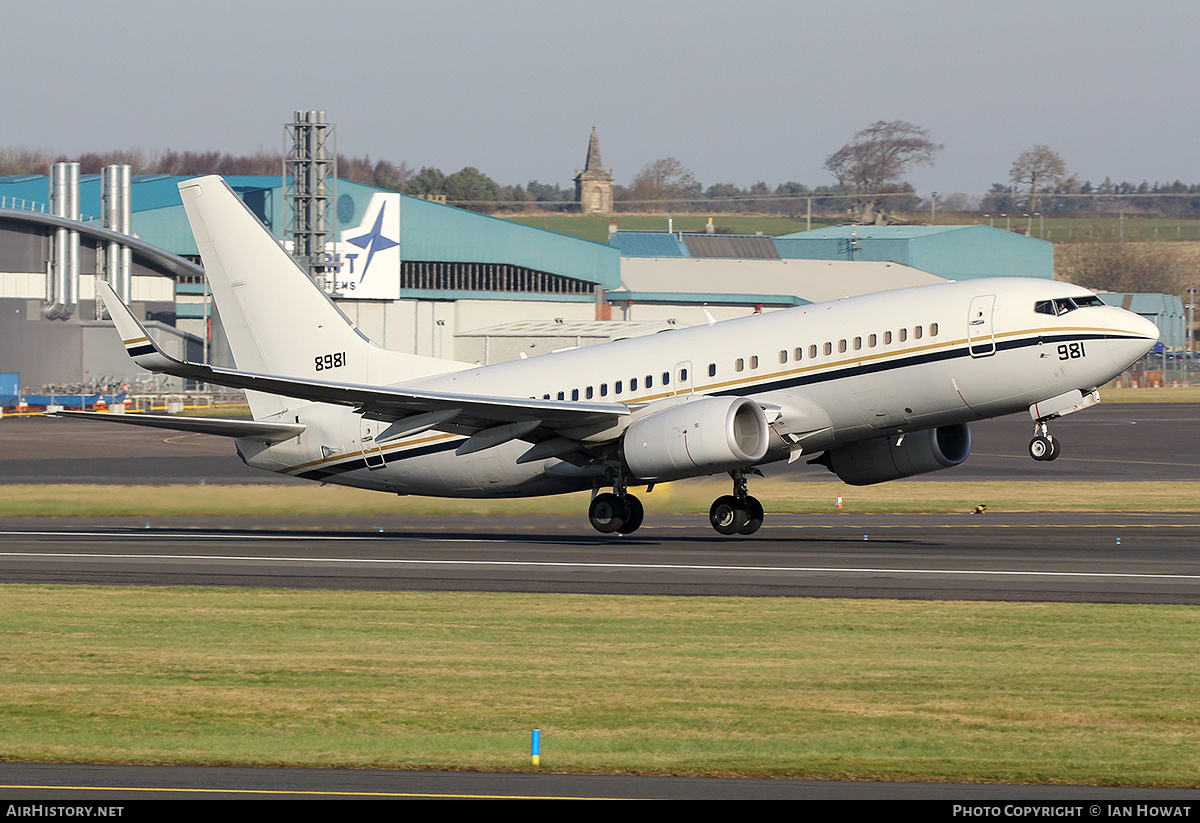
[[275, 324, 1123, 475]]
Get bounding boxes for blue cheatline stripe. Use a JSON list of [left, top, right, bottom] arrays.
[[715, 332, 1127, 399], [295, 438, 460, 481], [289, 331, 1150, 478], [126, 344, 157, 356]]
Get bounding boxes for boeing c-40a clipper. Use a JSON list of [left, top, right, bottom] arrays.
[[76, 176, 1158, 535]]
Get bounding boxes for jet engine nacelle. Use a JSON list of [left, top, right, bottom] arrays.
[[820, 423, 971, 486], [623, 395, 769, 481]]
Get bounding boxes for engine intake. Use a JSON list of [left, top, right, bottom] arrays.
[[624, 396, 769, 481], [818, 423, 971, 485]]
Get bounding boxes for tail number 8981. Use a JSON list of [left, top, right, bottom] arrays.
[[315, 352, 347, 371]]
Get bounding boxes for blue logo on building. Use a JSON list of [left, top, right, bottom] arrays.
[[345, 203, 399, 282]]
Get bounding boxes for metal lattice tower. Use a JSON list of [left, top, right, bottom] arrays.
[[284, 110, 337, 287]]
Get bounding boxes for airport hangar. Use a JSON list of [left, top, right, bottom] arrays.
[[1, 171, 1069, 392]]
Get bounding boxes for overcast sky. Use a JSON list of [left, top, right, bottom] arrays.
[[4, 0, 1197, 196]]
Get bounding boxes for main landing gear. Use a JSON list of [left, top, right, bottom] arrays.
[[708, 469, 764, 536], [588, 474, 644, 534], [586, 468, 766, 536], [1028, 420, 1061, 462]]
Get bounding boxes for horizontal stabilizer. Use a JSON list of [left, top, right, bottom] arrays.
[[97, 281, 628, 437], [46, 410, 306, 442]]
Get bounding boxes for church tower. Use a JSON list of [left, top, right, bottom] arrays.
[[574, 127, 614, 215]]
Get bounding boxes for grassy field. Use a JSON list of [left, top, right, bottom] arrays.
[[500, 210, 1200, 245], [1, 478, 1198, 520], [0, 586, 1196, 785], [1098, 385, 1200, 403], [503, 213, 838, 243]]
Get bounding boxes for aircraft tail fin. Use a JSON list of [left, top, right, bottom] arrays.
[[178, 176, 462, 417]]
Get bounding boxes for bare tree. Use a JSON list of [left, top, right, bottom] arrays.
[[626, 157, 698, 208], [1009, 145, 1066, 213], [824, 120, 942, 224]]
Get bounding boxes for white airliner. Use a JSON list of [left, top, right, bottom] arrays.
[[67, 175, 1159, 535]]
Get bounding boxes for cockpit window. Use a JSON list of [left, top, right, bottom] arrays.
[[1035, 295, 1105, 316]]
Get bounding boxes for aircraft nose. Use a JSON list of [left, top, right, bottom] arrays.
[[1104, 307, 1159, 370]]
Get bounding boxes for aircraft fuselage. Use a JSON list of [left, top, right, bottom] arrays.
[[234, 277, 1156, 498]]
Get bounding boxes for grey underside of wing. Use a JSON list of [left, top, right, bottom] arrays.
[[47, 410, 306, 442]]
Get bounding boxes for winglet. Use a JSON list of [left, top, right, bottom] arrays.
[[98, 281, 185, 373]]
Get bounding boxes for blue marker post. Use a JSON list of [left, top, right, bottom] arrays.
[[531, 729, 541, 766]]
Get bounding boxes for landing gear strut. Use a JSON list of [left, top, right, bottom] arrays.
[[1028, 420, 1061, 462], [709, 469, 764, 535], [588, 472, 643, 534]]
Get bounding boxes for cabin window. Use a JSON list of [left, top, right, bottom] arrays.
[[600, 383, 607, 397], [736, 358, 745, 372], [749, 355, 759, 369], [779, 350, 788, 364], [837, 339, 847, 353], [823, 342, 832, 356], [930, 323, 939, 337], [662, 371, 670, 385], [884, 331, 893, 345], [708, 363, 716, 377], [571, 389, 579, 401], [868, 333, 877, 347], [586, 386, 594, 399], [898, 328, 908, 342], [645, 374, 653, 388], [630, 377, 638, 391], [853, 336, 862, 351], [679, 367, 688, 382], [809, 344, 818, 359], [914, 325, 923, 340], [557, 391, 565, 400], [794, 347, 803, 361], [615, 380, 623, 394]]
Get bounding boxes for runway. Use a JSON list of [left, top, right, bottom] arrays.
[[3, 406, 1198, 800], [4, 512, 1199, 603], [2, 402, 1199, 483], [4, 762, 1199, 801]]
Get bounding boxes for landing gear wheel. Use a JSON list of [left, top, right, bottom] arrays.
[[710, 495, 750, 535], [1029, 435, 1053, 461], [621, 495, 644, 534], [1046, 437, 1061, 461], [737, 496, 764, 535], [589, 492, 627, 534]]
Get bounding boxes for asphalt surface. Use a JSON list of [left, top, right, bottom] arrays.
[[3, 512, 1200, 603], [2, 404, 1198, 801], [2, 402, 1198, 483], [3, 762, 1198, 802]]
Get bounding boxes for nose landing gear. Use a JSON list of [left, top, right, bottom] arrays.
[[1028, 421, 1061, 461]]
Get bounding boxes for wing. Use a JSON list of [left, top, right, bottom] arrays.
[[99, 283, 628, 443]]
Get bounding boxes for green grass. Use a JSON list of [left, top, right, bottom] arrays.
[[0, 586, 1196, 785], [1, 479, 1198, 520], [500, 211, 1200, 244], [1098, 385, 1200, 403], [502, 213, 837, 243]]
